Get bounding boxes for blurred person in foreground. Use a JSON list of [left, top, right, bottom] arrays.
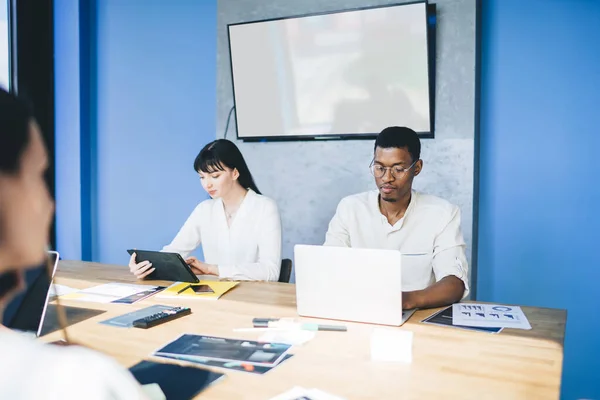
[[0, 88, 145, 399]]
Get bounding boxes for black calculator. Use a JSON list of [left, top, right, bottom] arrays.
[[132, 307, 191, 329]]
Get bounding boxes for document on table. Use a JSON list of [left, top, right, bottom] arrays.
[[452, 303, 532, 330], [269, 387, 347, 400], [62, 282, 165, 304], [154, 334, 292, 367], [48, 284, 80, 299]]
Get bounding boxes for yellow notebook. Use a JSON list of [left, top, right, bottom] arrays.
[[156, 281, 238, 300]]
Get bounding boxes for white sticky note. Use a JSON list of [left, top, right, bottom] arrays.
[[370, 328, 413, 363]]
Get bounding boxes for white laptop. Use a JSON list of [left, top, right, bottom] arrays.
[[294, 245, 415, 326], [5, 251, 60, 337]]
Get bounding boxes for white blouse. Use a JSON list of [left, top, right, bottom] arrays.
[[162, 190, 282, 281]]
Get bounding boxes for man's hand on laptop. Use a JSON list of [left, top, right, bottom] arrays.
[[402, 276, 465, 310], [402, 291, 418, 310], [185, 257, 218, 276]]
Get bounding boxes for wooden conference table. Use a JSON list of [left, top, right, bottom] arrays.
[[44, 260, 566, 399]]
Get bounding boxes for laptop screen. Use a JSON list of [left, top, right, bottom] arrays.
[[2, 251, 59, 336]]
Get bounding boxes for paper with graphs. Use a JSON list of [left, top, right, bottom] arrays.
[[452, 303, 532, 330]]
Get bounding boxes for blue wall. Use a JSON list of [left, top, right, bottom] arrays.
[[478, 1, 600, 399], [55, 0, 82, 260], [55, 0, 216, 263]]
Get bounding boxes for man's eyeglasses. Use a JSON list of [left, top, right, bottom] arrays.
[[369, 160, 418, 179]]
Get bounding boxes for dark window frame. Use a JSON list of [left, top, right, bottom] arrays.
[[9, 0, 56, 248]]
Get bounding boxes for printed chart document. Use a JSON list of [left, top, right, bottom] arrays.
[[421, 306, 503, 334], [452, 303, 532, 330], [61, 283, 166, 304]]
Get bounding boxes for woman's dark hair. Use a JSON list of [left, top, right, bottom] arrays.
[[0, 88, 33, 174], [193, 139, 261, 194]]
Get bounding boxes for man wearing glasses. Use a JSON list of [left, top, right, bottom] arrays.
[[324, 126, 468, 309]]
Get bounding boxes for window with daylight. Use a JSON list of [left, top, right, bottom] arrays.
[[0, 1, 10, 90]]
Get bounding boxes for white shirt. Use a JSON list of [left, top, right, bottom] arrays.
[[162, 189, 282, 281], [324, 190, 469, 296], [0, 331, 140, 399]]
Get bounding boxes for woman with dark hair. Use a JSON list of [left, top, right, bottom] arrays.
[[129, 139, 282, 281], [0, 89, 143, 398]]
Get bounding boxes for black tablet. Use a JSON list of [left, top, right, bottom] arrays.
[[127, 249, 199, 283], [129, 361, 223, 400]]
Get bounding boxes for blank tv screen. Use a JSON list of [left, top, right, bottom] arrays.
[[228, 2, 432, 140]]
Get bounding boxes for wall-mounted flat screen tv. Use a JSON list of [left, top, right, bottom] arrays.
[[227, 1, 434, 141]]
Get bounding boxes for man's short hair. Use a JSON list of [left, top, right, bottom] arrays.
[[374, 126, 421, 162]]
